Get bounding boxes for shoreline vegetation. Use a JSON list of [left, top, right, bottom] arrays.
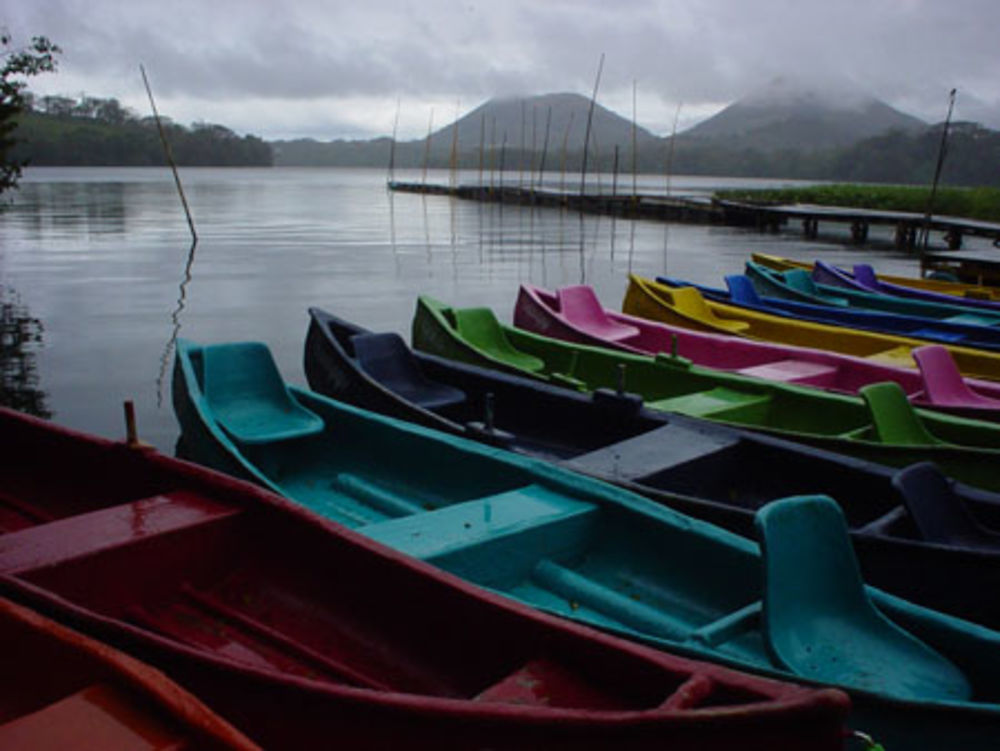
[[715, 185, 1000, 224]]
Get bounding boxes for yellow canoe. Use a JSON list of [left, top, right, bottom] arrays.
[[752, 252, 1000, 301], [623, 273, 1000, 381]]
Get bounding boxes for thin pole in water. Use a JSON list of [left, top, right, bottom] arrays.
[[922, 88, 958, 250], [140, 64, 196, 244], [538, 106, 552, 189], [388, 97, 400, 185], [422, 108, 434, 186], [579, 53, 606, 197]]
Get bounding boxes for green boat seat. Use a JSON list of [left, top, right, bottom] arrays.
[[755, 495, 972, 701], [350, 332, 466, 410], [452, 308, 546, 373], [647, 387, 771, 422], [892, 462, 1000, 551], [860, 382, 943, 446], [201, 342, 325, 444]]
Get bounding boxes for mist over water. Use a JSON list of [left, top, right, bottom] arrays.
[[1, 166, 983, 452]]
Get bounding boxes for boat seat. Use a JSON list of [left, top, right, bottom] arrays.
[[755, 495, 971, 701], [361, 484, 598, 565], [670, 285, 750, 333], [452, 308, 546, 373], [783, 269, 848, 306], [866, 345, 916, 367], [892, 462, 1000, 551], [350, 333, 466, 410], [859, 382, 943, 446], [783, 269, 821, 296], [555, 286, 639, 342], [912, 345, 1000, 408], [736, 359, 839, 386], [201, 342, 325, 444], [722, 275, 762, 307], [647, 387, 772, 422], [852, 264, 881, 291]]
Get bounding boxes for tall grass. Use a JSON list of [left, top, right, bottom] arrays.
[[716, 185, 1000, 223]]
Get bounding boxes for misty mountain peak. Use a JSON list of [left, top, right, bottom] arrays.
[[683, 77, 926, 150]]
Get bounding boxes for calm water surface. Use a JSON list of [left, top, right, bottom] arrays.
[[1, 166, 984, 453]]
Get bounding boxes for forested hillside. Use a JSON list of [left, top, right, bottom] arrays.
[[12, 94, 272, 166]]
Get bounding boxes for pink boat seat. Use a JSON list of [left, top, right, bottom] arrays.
[[913, 345, 1000, 408], [736, 359, 839, 386], [556, 286, 640, 342]]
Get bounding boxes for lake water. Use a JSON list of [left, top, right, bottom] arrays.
[[1, 166, 985, 453]]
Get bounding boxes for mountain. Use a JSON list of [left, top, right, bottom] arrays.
[[272, 92, 660, 168], [427, 92, 662, 156], [681, 77, 927, 151]]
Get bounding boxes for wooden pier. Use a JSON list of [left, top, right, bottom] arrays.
[[389, 181, 727, 224], [716, 200, 1000, 250], [389, 181, 1000, 252]]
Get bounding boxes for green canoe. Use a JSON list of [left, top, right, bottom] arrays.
[[412, 295, 1000, 491]]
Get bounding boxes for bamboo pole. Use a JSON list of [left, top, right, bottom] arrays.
[[579, 52, 606, 197], [140, 64, 196, 244], [537, 105, 552, 190], [422, 108, 434, 186], [478, 112, 485, 187], [922, 88, 958, 249], [449, 99, 460, 189], [664, 102, 681, 197], [388, 97, 400, 185], [631, 80, 638, 199], [560, 112, 575, 194]]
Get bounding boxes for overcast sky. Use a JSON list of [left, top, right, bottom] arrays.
[[6, 0, 1000, 141]]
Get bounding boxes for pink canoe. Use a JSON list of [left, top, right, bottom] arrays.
[[515, 284, 1000, 421]]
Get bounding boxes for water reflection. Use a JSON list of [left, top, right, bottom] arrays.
[[156, 239, 199, 408], [0, 287, 50, 419]]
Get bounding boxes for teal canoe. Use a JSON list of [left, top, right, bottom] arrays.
[[412, 295, 1000, 491], [746, 259, 1000, 325], [172, 337, 1000, 749]]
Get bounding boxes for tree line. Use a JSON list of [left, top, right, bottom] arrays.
[[12, 93, 273, 167]]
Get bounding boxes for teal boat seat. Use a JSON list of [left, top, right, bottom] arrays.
[[859, 382, 943, 446], [350, 332, 467, 410], [783, 269, 820, 296], [755, 495, 972, 701], [892, 462, 1000, 551], [201, 342, 325, 444], [452, 308, 546, 373]]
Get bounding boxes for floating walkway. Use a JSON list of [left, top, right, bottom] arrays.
[[388, 181, 727, 224], [716, 200, 1000, 250], [390, 181, 1000, 252]]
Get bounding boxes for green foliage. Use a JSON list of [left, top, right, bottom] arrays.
[[12, 98, 273, 167], [716, 184, 1000, 223], [1, 34, 60, 193]]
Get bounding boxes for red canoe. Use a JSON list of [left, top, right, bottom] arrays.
[[0, 407, 848, 750], [0, 410, 848, 751], [515, 283, 1000, 420], [0, 596, 257, 750]]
